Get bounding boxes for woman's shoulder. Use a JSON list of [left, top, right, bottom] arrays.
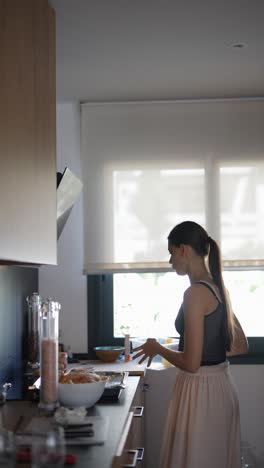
[[183, 281, 222, 315], [184, 281, 212, 295], [182, 285, 209, 319], [186, 280, 220, 296], [183, 283, 210, 303]]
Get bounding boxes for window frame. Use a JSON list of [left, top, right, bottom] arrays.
[[87, 273, 264, 364]]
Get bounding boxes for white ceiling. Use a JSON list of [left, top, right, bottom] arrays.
[[50, 0, 264, 102]]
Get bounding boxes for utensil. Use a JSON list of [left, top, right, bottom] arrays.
[[64, 430, 94, 439], [63, 423, 93, 429], [16, 427, 93, 437]]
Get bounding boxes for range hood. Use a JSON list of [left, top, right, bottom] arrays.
[[57, 167, 83, 240]]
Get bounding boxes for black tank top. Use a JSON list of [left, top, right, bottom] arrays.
[[175, 281, 227, 366]]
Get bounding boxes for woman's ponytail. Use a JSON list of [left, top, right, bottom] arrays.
[[208, 237, 235, 349]]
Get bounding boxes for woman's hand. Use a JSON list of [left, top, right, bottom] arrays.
[[132, 338, 160, 367]]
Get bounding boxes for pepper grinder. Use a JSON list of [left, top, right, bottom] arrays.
[[39, 298, 60, 411]]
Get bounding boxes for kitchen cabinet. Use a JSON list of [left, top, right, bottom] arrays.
[[0, 0, 57, 265], [112, 377, 146, 467], [144, 366, 178, 468], [1, 376, 142, 468]]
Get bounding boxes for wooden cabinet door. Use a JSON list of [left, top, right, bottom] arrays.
[[0, 0, 57, 265], [112, 411, 139, 468], [112, 377, 146, 468], [131, 378, 145, 467]]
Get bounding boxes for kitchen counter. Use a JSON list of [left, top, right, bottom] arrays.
[[73, 358, 147, 376], [1, 376, 141, 468]]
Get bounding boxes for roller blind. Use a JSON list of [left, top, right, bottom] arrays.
[[81, 99, 264, 273]]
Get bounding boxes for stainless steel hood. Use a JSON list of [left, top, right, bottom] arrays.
[[57, 167, 83, 240]]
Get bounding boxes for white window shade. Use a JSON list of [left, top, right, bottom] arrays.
[[220, 164, 264, 264], [112, 167, 205, 264], [81, 100, 264, 273]]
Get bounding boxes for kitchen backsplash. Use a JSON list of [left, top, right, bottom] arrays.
[[0, 266, 38, 398]]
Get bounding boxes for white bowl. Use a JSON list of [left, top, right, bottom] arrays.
[[58, 379, 107, 408]]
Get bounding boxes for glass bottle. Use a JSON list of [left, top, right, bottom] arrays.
[[26, 293, 42, 369], [39, 298, 60, 411]]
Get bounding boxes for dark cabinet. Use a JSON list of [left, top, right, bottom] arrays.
[[0, 0, 57, 265]]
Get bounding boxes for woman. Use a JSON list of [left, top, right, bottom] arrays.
[[133, 220, 248, 468]]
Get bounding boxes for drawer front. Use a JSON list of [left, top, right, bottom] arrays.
[[112, 378, 146, 468]]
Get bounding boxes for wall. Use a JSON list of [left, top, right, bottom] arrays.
[[39, 102, 87, 353], [232, 365, 264, 465], [0, 266, 38, 398]]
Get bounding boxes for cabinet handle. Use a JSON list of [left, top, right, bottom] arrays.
[[115, 412, 134, 458], [123, 449, 139, 467], [142, 383, 149, 392], [133, 405, 144, 417], [136, 447, 144, 461]]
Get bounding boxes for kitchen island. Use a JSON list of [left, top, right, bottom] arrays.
[[1, 376, 142, 468]]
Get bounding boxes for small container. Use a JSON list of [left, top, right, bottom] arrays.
[[58, 352, 68, 375], [39, 298, 60, 411], [124, 334, 131, 362], [0, 383, 12, 406]]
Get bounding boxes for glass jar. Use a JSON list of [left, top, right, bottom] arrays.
[[39, 298, 60, 411], [26, 293, 42, 369], [0, 428, 16, 467], [58, 352, 68, 376]]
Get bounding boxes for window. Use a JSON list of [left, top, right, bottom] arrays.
[[82, 100, 264, 362], [112, 270, 264, 339], [88, 271, 264, 363], [86, 160, 264, 362], [220, 165, 264, 263]]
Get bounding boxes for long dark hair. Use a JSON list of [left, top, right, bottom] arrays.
[[168, 220, 235, 349]]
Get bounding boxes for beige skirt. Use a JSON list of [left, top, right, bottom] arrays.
[[159, 361, 241, 468]]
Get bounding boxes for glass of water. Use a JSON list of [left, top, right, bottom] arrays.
[[241, 442, 256, 468], [31, 427, 65, 468], [0, 428, 15, 467]]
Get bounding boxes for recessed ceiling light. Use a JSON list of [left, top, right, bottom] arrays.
[[231, 42, 247, 49]]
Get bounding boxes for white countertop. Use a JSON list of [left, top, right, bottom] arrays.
[[71, 356, 174, 376], [71, 341, 178, 375], [72, 358, 147, 376]]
